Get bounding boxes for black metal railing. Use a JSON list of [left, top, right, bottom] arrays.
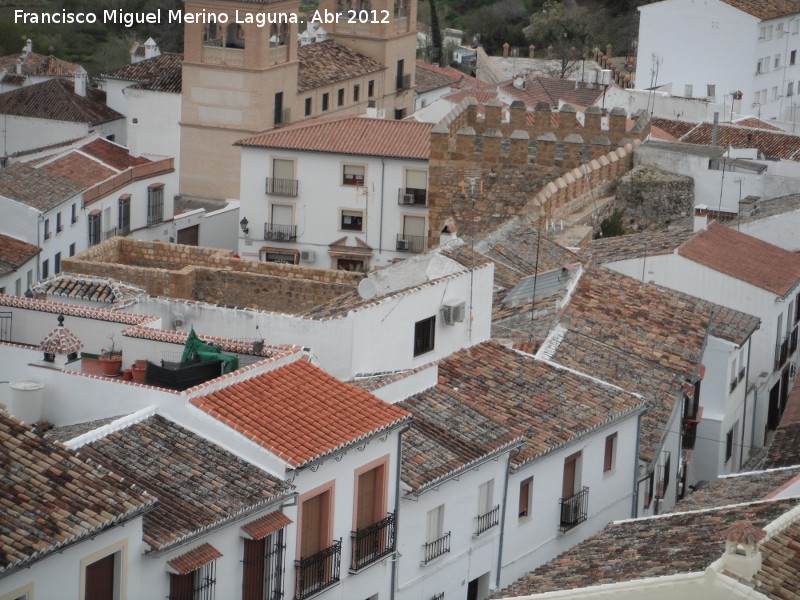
[[730, 377, 738, 393], [397, 187, 427, 206], [429, 593, 445, 600], [103, 227, 118, 241], [43, 230, 51, 240], [775, 336, 789, 370], [396, 73, 411, 91], [264, 223, 297, 242], [474, 505, 500, 536], [791, 326, 798, 353], [350, 512, 396, 572], [396, 234, 425, 253], [422, 532, 450, 564], [56, 224, 63, 233], [266, 177, 299, 197], [739, 367, 746, 382], [168, 561, 216, 600], [559, 486, 588, 532], [294, 539, 341, 600], [118, 223, 130, 236]]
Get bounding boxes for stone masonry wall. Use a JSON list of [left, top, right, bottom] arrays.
[[427, 97, 649, 245], [615, 165, 694, 231], [62, 238, 361, 314]]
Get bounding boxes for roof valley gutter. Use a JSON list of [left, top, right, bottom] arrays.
[[149, 490, 297, 558]]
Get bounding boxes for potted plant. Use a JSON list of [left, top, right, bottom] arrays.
[[98, 334, 123, 376]]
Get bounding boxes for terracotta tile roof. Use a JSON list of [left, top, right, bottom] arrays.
[[79, 415, 291, 551], [501, 76, 604, 108], [443, 88, 502, 105], [166, 543, 222, 575], [0, 72, 25, 86], [101, 53, 183, 94], [0, 412, 153, 575], [669, 467, 800, 512], [39, 153, 117, 188], [727, 193, 800, 227], [732, 117, 784, 131], [0, 78, 123, 125], [0, 162, 85, 211], [32, 275, 145, 304], [0, 52, 80, 78], [190, 359, 410, 468], [241, 511, 292, 540], [492, 498, 800, 597], [560, 266, 708, 377], [550, 329, 682, 463], [39, 324, 83, 355], [297, 40, 384, 92], [80, 139, 151, 170], [402, 342, 644, 481], [415, 61, 463, 94], [679, 222, 800, 296], [721, 0, 799, 20], [237, 115, 432, 160], [0, 234, 39, 276], [652, 117, 800, 161], [579, 227, 694, 265], [763, 383, 800, 469], [755, 519, 800, 599]]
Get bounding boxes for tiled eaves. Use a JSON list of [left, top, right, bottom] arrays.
[[0, 294, 154, 325]]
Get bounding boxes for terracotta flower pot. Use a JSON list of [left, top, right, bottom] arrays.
[[132, 366, 147, 384], [98, 356, 122, 376], [123, 369, 133, 380], [134, 359, 147, 369]]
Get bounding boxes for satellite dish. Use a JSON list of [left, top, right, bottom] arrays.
[[357, 278, 377, 300]]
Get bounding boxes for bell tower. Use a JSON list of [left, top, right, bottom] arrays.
[[180, 0, 301, 199], [317, 0, 417, 119]]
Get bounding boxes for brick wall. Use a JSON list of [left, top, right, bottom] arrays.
[[62, 238, 361, 313], [427, 97, 650, 246]]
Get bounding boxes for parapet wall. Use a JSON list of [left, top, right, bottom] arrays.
[[62, 238, 361, 314]]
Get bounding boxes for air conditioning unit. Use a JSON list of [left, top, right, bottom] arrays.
[[396, 238, 410, 251], [400, 193, 415, 205], [440, 302, 466, 325], [300, 250, 315, 262]]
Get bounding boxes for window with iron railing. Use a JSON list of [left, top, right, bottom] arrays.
[[147, 184, 164, 226], [88, 213, 101, 246], [791, 326, 798, 354], [168, 561, 217, 600], [242, 529, 285, 600], [474, 505, 500, 536], [559, 487, 588, 532], [775, 336, 789, 370], [294, 539, 341, 600], [266, 177, 299, 197], [422, 531, 450, 564], [264, 223, 297, 241], [350, 512, 396, 571], [118, 196, 131, 235]]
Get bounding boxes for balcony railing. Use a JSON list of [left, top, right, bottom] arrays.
[[396, 234, 425, 253], [56, 224, 63, 233], [775, 336, 789, 370], [397, 187, 427, 206], [43, 231, 51, 240], [201, 45, 244, 66], [350, 512, 396, 572], [264, 223, 297, 242], [422, 532, 450, 564], [103, 227, 118, 241], [396, 73, 411, 91], [559, 486, 588, 532], [118, 223, 130, 236], [294, 539, 341, 600], [474, 505, 500, 536], [791, 326, 798, 354], [266, 178, 299, 197]]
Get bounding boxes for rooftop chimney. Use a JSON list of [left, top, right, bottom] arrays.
[[24, 39, 32, 55], [74, 66, 87, 97], [711, 111, 719, 146], [143, 37, 159, 60], [719, 520, 765, 582], [694, 204, 709, 231]]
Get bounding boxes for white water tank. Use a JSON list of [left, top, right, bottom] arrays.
[[9, 380, 44, 425]]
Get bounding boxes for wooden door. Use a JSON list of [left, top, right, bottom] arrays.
[[85, 554, 115, 600]]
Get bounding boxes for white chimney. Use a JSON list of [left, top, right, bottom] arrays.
[[693, 204, 709, 231], [8, 380, 44, 425], [15, 57, 23, 76], [316, 26, 327, 42], [144, 37, 160, 59], [719, 521, 765, 582], [24, 39, 32, 55], [74, 66, 87, 97]]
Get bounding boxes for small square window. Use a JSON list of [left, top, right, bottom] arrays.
[[342, 164, 365, 186], [340, 209, 363, 231], [413, 316, 435, 357]]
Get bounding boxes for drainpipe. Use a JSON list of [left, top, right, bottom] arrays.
[[495, 450, 514, 589], [379, 158, 385, 255], [740, 339, 752, 467], [631, 410, 643, 517], [390, 425, 407, 600]]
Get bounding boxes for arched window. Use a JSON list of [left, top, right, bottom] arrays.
[[226, 23, 245, 49]]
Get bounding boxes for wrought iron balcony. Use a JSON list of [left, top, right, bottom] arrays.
[[350, 512, 396, 572], [474, 505, 500, 536], [294, 539, 341, 600], [395, 234, 425, 253], [422, 531, 450, 564], [266, 177, 299, 197], [264, 223, 297, 242], [397, 187, 427, 206], [103, 227, 118, 241], [775, 336, 789, 370], [791, 326, 798, 354], [559, 486, 588, 532]]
